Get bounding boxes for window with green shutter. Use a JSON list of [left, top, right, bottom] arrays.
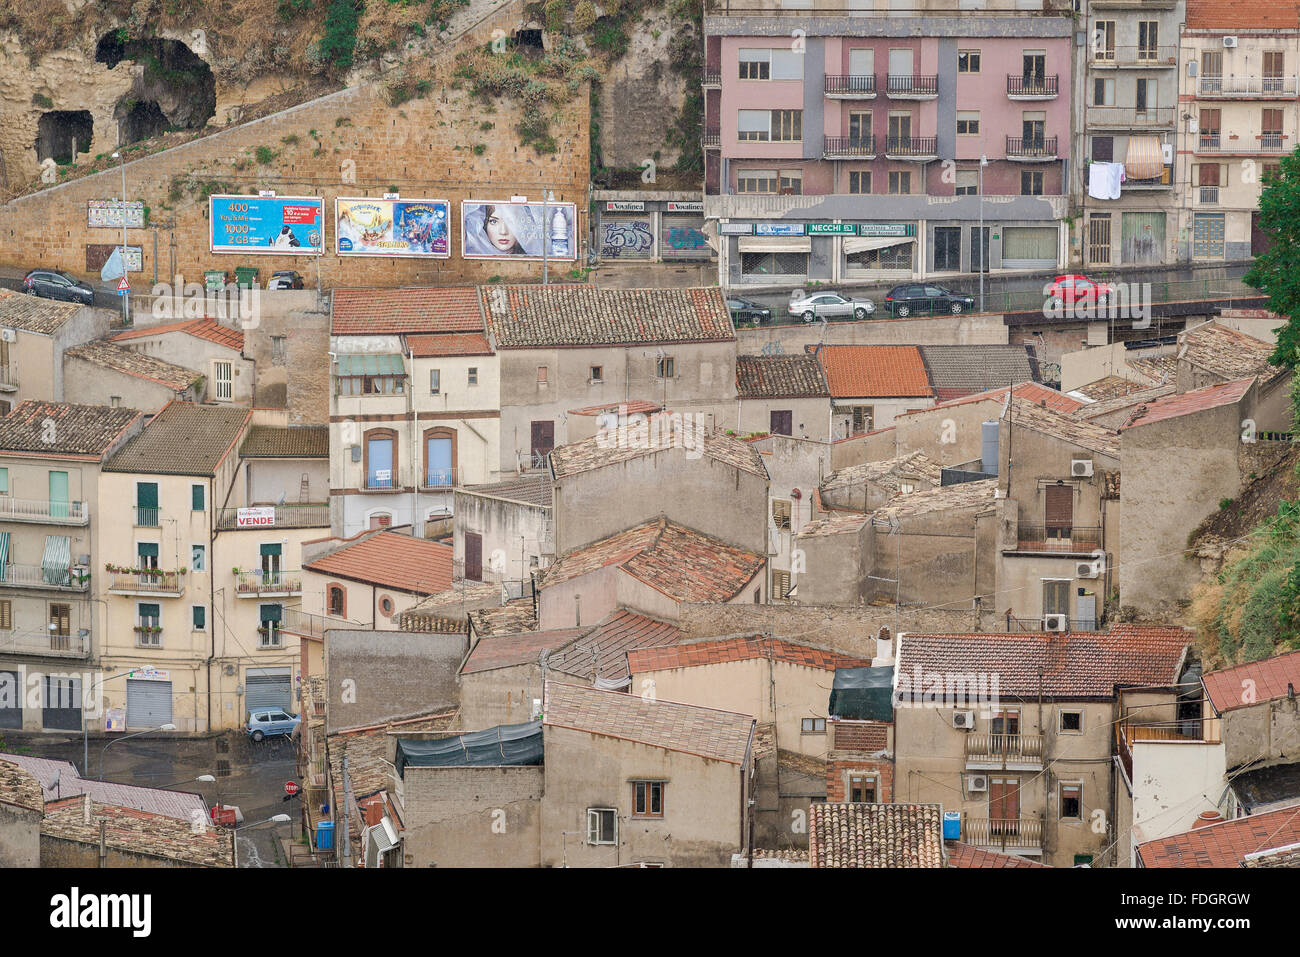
[[193, 605, 206, 630], [0, 468, 9, 494], [192, 484, 205, 511]]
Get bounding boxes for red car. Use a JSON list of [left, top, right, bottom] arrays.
[[1046, 274, 1114, 309]]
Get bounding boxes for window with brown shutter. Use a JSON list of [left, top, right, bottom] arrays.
[[0, 600, 10, 630], [1045, 484, 1073, 534], [1197, 163, 1221, 187], [773, 569, 791, 599], [772, 499, 792, 530], [1090, 136, 1113, 162]]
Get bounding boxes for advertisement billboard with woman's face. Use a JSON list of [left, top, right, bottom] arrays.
[[209, 195, 325, 254], [336, 198, 450, 257], [461, 200, 577, 261]]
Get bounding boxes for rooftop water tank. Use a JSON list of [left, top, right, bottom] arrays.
[[316, 820, 335, 850], [943, 811, 961, 841], [981, 420, 999, 476]]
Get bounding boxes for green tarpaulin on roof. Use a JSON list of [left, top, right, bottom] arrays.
[[395, 721, 543, 776], [336, 354, 404, 376], [829, 665, 895, 721]]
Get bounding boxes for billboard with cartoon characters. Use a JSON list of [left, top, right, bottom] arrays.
[[335, 198, 450, 258]]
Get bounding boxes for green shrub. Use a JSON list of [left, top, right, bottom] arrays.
[[574, 0, 597, 31], [254, 145, 277, 165], [281, 134, 300, 146], [318, 0, 361, 72], [590, 19, 629, 57]]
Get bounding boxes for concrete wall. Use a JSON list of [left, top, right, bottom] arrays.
[[243, 294, 330, 424], [40, 834, 225, 867], [1129, 741, 1227, 851], [113, 331, 252, 404], [458, 661, 544, 732], [553, 447, 768, 556], [736, 396, 832, 443], [895, 398, 1004, 468], [453, 488, 550, 586], [0, 801, 40, 866], [796, 521, 871, 607], [400, 764, 542, 868], [539, 724, 748, 868], [62, 356, 195, 411], [325, 629, 466, 732], [735, 314, 1008, 358], [1221, 697, 1300, 773], [244, 458, 328, 506]]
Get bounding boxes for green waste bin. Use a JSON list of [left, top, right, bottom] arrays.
[[234, 266, 260, 289], [203, 269, 227, 291]]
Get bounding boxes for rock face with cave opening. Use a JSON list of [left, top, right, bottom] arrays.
[[35, 111, 94, 165], [109, 37, 216, 145]]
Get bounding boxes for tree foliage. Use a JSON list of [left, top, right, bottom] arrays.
[[1243, 148, 1300, 367]]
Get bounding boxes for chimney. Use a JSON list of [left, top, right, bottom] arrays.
[[1192, 810, 1224, 829], [873, 627, 894, 667], [82, 792, 92, 824]]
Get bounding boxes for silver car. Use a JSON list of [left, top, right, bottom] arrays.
[[787, 291, 875, 322]]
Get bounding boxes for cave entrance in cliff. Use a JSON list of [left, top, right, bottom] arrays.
[[120, 99, 171, 143], [98, 33, 216, 145], [515, 29, 544, 50], [35, 111, 94, 165]]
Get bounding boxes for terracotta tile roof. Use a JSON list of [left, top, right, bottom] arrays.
[[538, 517, 765, 604], [41, 797, 233, 866], [822, 452, 943, 495], [0, 759, 43, 812], [65, 340, 204, 391], [304, 530, 454, 595], [628, 635, 870, 674], [0, 287, 82, 335], [1137, 805, 1300, 868], [240, 424, 329, 458], [461, 476, 553, 507], [1186, 0, 1300, 31], [461, 627, 591, 675], [1071, 375, 1154, 402], [550, 419, 768, 480], [404, 332, 493, 357], [1183, 324, 1282, 381], [1072, 382, 1176, 420], [546, 608, 683, 681], [1203, 649, 1300, 715], [1118, 378, 1254, 431], [568, 399, 663, 417], [815, 345, 933, 398], [482, 285, 735, 348], [0, 753, 205, 820], [798, 511, 872, 537], [543, 680, 755, 765], [112, 317, 243, 351], [897, 625, 1190, 699], [1126, 353, 1178, 384], [332, 286, 485, 335], [471, 601, 538, 637], [1244, 840, 1300, 868], [0, 401, 141, 458], [894, 381, 1083, 418], [919, 345, 1036, 395], [327, 712, 458, 816], [103, 401, 250, 475], [809, 803, 944, 868], [1007, 396, 1121, 457], [736, 354, 830, 398], [946, 842, 1051, 868], [872, 477, 999, 519]]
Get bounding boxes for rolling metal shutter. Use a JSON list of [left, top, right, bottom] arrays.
[[1045, 485, 1074, 529], [42, 675, 81, 731], [1000, 227, 1058, 270], [245, 667, 292, 714], [126, 679, 173, 728], [0, 670, 20, 729]]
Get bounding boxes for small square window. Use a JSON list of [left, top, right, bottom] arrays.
[[193, 605, 206, 630], [110, 396, 122, 408], [656, 356, 675, 378], [191, 484, 205, 511], [632, 781, 664, 817], [1059, 710, 1083, 733], [590, 365, 603, 382], [538, 366, 548, 385], [958, 50, 981, 74], [1060, 783, 1082, 820], [848, 774, 878, 803], [468, 368, 478, 386], [587, 808, 617, 845], [801, 717, 827, 734], [191, 544, 206, 572]]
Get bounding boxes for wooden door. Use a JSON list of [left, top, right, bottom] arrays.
[[465, 532, 483, 582]]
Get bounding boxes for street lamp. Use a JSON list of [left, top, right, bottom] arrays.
[[541, 189, 555, 286], [110, 149, 129, 325], [231, 813, 292, 868], [99, 722, 176, 780], [82, 668, 135, 776]]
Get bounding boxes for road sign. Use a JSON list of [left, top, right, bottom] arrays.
[[284, 781, 300, 796], [117, 277, 130, 292]]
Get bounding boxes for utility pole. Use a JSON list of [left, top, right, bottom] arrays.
[[541, 189, 552, 285]]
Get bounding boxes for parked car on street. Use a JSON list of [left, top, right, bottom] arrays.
[[884, 283, 976, 317], [1046, 274, 1114, 310], [23, 269, 95, 306], [787, 291, 875, 322], [727, 296, 772, 324], [267, 270, 305, 290], [247, 708, 300, 741]]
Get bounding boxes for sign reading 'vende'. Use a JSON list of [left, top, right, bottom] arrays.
[[237, 506, 276, 528]]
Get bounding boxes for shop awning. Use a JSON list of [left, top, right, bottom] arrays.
[[737, 236, 812, 254], [336, 354, 405, 376], [843, 236, 916, 254], [1124, 136, 1164, 181]]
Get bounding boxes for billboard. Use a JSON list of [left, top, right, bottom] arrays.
[[461, 200, 577, 261], [209, 195, 324, 255], [88, 200, 145, 229], [336, 198, 450, 258]]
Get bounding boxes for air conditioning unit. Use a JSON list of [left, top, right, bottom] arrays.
[[1223, 36, 1238, 48], [1071, 459, 1094, 477], [1044, 614, 1068, 632], [1161, 142, 1174, 165], [0, 328, 15, 343], [952, 710, 975, 730], [1187, 61, 1198, 77], [967, 774, 989, 793], [1076, 560, 1102, 579]]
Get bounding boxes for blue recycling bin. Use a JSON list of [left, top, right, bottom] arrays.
[[315, 820, 335, 850]]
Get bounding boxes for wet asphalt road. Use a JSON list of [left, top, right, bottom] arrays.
[[5, 730, 300, 867]]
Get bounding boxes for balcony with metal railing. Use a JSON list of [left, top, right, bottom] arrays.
[[214, 503, 330, 530], [823, 135, 877, 159], [1090, 46, 1177, 68], [963, 815, 1044, 853], [0, 366, 16, 392], [965, 732, 1046, 770], [0, 628, 91, 659], [702, 127, 721, 149], [419, 467, 463, 491], [0, 496, 89, 525], [107, 568, 185, 597], [884, 135, 938, 160], [1125, 164, 1174, 189], [1116, 718, 1222, 781], [1007, 75, 1059, 100], [886, 74, 938, 98], [279, 608, 355, 640], [1197, 75, 1299, 98], [1196, 134, 1285, 155], [825, 74, 876, 98], [1086, 106, 1175, 129], [235, 569, 302, 598], [133, 506, 160, 527], [0, 563, 90, 592], [1007, 525, 1102, 555], [702, 69, 721, 87], [1005, 135, 1058, 161]]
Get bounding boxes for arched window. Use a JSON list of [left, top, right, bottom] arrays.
[[327, 584, 345, 618], [363, 427, 398, 490], [423, 426, 458, 488]]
